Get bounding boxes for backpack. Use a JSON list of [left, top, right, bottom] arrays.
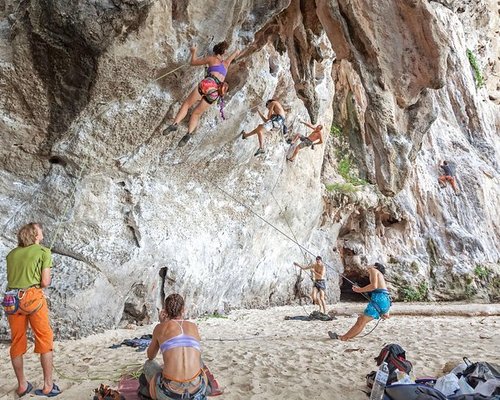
[[459, 358, 500, 395], [448, 395, 500, 400], [384, 383, 448, 400], [375, 344, 413, 385]]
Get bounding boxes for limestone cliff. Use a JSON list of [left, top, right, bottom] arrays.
[[0, 0, 498, 338]]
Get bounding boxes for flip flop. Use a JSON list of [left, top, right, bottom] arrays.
[[328, 331, 340, 340], [34, 383, 62, 397], [18, 381, 32, 397]]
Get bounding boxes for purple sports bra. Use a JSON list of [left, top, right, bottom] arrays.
[[207, 63, 227, 77], [160, 320, 201, 353]]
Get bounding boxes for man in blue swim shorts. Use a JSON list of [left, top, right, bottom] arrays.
[[328, 262, 391, 341]]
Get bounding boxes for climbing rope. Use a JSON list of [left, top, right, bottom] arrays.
[[175, 131, 384, 336], [52, 361, 143, 383], [204, 334, 293, 342], [269, 146, 315, 316]]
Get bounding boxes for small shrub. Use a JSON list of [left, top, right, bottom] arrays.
[[464, 284, 477, 299], [198, 311, 228, 321], [466, 49, 485, 88], [330, 123, 342, 137], [418, 282, 428, 298], [474, 265, 490, 280], [338, 155, 351, 180], [336, 154, 367, 186], [400, 282, 428, 302], [401, 286, 420, 302], [325, 182, 358, 193]]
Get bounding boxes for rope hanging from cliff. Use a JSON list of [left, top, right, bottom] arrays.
[[270, 154, 312, 276], [198, 168, 383, 337], [192, 168, 372, 303], [169, 136, 373, 304]]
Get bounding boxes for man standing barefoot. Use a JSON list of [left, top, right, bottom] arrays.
[[294, 256, 327, 314]]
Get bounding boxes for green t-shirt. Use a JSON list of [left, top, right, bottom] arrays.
[[6, 244, 52, 289]]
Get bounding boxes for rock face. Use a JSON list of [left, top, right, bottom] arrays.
[[0, 0, 498, 338]]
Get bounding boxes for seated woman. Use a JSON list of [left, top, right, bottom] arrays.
[[328, 263, 391, 341], [144, 293, 211, 400], [163, 41, 239, 147]]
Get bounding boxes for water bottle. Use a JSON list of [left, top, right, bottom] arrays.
[[370, 361, 389, 400]]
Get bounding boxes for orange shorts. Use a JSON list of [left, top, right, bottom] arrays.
[[7, 296, 53, 358], [439, 175, 455, 184]]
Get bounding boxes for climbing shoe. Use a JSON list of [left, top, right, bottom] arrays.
[[328, 331, 340, 340], [163, 124, 178, 135], [240, 130, 247, 139], [178, 133, 192, 147], [254, 148, 265, 156]]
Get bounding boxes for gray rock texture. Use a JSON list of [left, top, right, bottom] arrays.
[[0, 0, 498, 338]]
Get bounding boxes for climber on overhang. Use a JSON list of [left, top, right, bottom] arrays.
[[240, 99, 287, 156], [286, 121, 324, 162], [438, 160, 460, 195], [163, 41, 240, 147]]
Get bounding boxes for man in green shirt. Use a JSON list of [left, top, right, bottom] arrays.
[[5, 223, 61, 397]]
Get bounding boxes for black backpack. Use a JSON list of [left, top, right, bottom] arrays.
[[385, 383, 448, 400], [374, 344, 413, 385]]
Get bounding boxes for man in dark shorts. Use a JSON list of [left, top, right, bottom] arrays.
[[241, 99, 286, 156], [286, 121, 323, 162], [294, 256, 327, 314]]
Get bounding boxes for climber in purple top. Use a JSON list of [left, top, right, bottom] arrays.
[[163, 41, 240, 147]]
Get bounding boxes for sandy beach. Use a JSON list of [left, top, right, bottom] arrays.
[[1, 302, 499, 400]]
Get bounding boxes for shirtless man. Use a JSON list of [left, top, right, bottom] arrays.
[[294, 256, 327, 314], [241, 99, 286, 156], [328, 263, 391, 341], [287, 121, 323, 162]]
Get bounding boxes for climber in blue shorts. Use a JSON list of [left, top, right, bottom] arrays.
[[328, 263, 391, 341]]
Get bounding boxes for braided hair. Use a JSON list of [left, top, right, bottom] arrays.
[[164, 293, 185, 319]]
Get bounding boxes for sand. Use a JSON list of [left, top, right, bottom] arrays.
[[1, 302, 499, 399]]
